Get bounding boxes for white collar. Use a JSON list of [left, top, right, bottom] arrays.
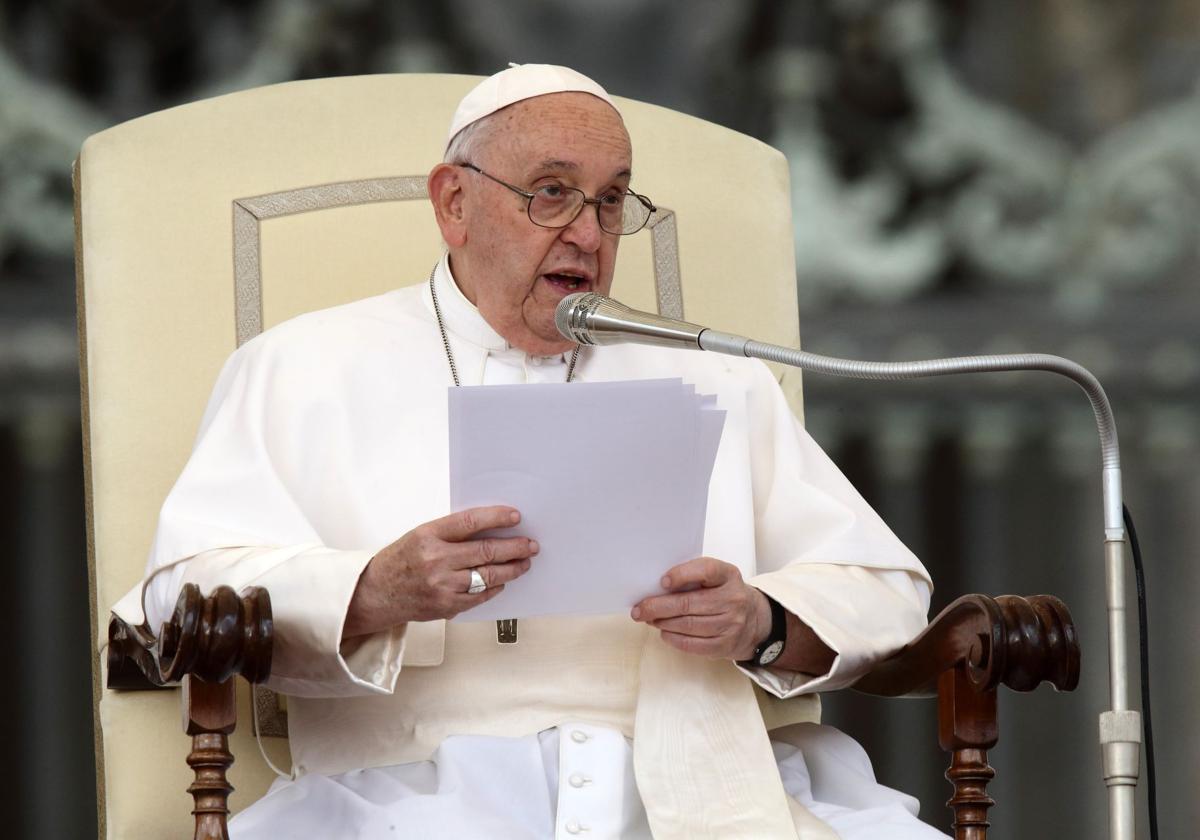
[[430, 252, 568, 364]]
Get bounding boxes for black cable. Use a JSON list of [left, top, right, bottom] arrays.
[[1123, 505, 1158, 840]]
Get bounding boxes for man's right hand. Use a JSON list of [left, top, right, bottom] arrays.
[[342, 506, 537, 639]]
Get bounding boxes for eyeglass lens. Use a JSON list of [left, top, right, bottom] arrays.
[[528, 186, 652, 235]]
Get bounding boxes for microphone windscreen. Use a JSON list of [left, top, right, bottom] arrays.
[[555, 292, 590, 342]]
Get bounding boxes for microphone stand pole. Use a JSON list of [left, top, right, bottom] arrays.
[[695, 330, 1141, 840]]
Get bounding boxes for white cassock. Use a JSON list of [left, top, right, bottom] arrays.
[[115, 255, 949, 839]]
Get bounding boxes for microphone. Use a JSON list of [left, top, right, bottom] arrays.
[[556, 291, 1140, 839], [556, 293, 1118, 515], [556, 295, 1115, 464], [555, 292, 760, 355], [555, 292, 712, 349]]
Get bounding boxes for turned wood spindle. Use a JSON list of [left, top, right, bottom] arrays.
[[946, 747, 996, 840], [939, 666, 999, 840], [184, 674, 238, 840]]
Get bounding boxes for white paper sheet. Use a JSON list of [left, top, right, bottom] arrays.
[[449, 378, 725, 621]]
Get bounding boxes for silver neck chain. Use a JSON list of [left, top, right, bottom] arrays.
[[428, 263, 581, 387]]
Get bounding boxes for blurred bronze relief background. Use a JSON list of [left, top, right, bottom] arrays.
[[1, 1, 1195, 836]]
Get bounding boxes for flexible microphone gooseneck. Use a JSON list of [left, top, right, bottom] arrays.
[[556, 291, 1145, 840]]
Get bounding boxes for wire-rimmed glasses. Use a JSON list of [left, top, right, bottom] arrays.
[[459, 163, 656, 236]]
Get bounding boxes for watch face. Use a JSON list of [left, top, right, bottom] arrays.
[[758, 640, 785, 666]]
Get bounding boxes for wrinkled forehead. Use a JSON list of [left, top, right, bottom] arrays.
[[483, 92, 633, 174]]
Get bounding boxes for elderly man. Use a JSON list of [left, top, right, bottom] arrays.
[[119, 65, 948, 839]]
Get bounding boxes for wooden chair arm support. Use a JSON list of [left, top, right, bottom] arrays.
[[107, 583, 273, 690], [852, 593, 1080, 699], [851, 594, 1080, 840], [106, 584, 274, 840]]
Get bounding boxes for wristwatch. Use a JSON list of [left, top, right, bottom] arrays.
[[739, 593, 787, 667]]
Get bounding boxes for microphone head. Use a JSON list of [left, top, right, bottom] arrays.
[[555, 292, 604, 344]]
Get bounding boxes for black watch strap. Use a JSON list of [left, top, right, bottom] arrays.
[[738, 593, 787, 667]]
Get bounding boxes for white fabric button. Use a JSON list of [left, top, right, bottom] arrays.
[[570, 730, 589, 744], [529, 356, 543, 366], [568, 773, 588, 788], [565, 819, 584, 834]]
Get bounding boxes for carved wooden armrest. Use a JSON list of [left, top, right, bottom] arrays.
[[107, 584, 273, 840], [853, 594, 1080, 840]]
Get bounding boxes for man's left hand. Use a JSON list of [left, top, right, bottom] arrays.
[[630, 557, 771, 661]]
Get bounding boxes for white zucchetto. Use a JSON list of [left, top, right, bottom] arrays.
[[445, 63, 618, 152]]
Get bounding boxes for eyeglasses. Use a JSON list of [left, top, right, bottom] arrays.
[[458, 163, 656, 236]]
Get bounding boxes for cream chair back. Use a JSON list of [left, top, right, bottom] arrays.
[[76, 73, 801, 837]]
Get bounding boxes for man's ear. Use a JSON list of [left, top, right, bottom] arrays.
[[428, 163, 468, 247]]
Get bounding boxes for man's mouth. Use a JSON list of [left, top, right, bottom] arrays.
[[543, 272, 590, 292]]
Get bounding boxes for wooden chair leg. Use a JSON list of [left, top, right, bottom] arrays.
[[938, 667, 998, 840], [184, 674, 237, 840]]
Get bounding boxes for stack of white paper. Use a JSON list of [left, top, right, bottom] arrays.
[[449, 378, 726, 622]]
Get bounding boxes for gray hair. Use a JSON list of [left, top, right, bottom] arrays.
[[443, 112, 499, 165]]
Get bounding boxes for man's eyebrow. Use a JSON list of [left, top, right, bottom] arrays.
[[531, 159, 579, 174], [529, 159, 633, 180]]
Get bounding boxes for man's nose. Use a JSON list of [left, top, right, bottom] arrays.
[[559, 202, 605, 252]]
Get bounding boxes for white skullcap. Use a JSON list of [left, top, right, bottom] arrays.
[[445, 63, 617, 152]]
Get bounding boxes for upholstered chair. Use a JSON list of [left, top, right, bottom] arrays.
[[75, 74, 1078, 839]]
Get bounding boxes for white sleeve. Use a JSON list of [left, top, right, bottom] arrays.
[[733, 361, 932, 697], [742, 563, 930, 695], [110, 333, 441, 698]]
